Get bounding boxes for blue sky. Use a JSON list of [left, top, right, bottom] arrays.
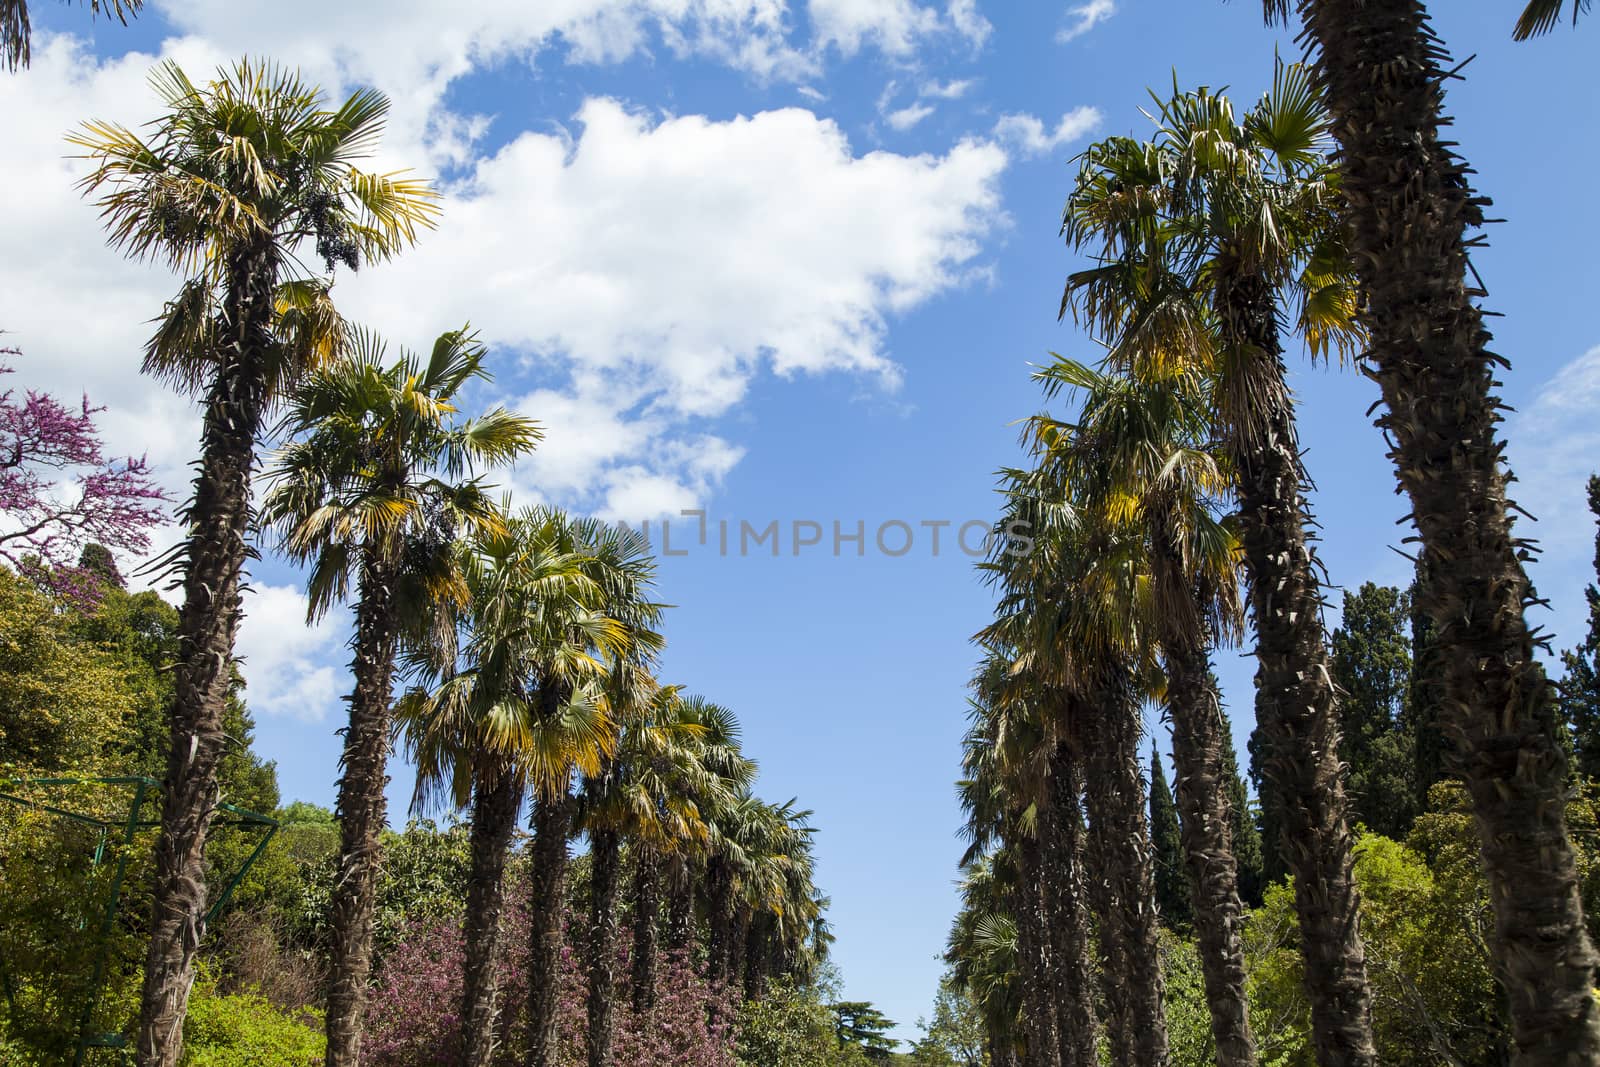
[[3, 0, 1597, 1042]]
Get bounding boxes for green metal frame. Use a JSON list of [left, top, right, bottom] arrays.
[[0, 776, 279, 1064]]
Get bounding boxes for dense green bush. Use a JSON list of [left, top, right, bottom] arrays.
[[181, 986, 324, 1066]]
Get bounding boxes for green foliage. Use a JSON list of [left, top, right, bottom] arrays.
[[831, 1000, 900, 1060], [1238, 820, 1511, 1066], [1331, 583, 1419, 839], [737, 982, 870, 1067], [1559, 474, 1600, 779], [1148, 746, 1190, 930], [285, 819, 472, 959], [1158, 934, 1221, 1067], [0, 789, 151, 1060], [0, 569, 134, 774], [1219, 724, 1264, 907], [910, 978, 987, 1067], [181, 985, 324, 1066]]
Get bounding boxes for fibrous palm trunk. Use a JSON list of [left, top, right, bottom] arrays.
[[586, 827, 622, 1067], [1216, 263, 1377, 1065], [743, 914, 773, 1002], [526, 785, 575, 1067], [1161, 633, 1256, 1067], [1077, 677, 1169, 1067], [665, 855, 695, 955], [324, 550, 402, 1067], [1290, 3, 1600, 1058], [630, 847, 660, 1014], [137, 242, 275, 1067], [1014, 830, 1061, 1067], [706, 857, 735, 989], [1045, 740, 1098, 1067], [461, 766, 524, 1067]]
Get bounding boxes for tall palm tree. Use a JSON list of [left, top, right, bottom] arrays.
[[1029, 360, 1256, 1067], [1062, 70, 1381, 1066], [1259, 7, 1600, 1058], [958, 659, 1071, 1067], [519, 515, 663, 1067], [263, 329, 538, 1065], [399, 508, 644, 1067], [946, 856, 1024, 1067], [632, 695, 753, 1010], [71, 60, 437, 1066], [577, 681, 712, 1066], [2, 0, 138, 71], [981, 485, 1170, 1067]]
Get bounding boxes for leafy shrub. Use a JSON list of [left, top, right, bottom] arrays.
[[181, 986, 324, 1066]]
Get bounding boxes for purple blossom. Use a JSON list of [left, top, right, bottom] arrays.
[[365, 892, 735, 1067], [0, 352, 169, 602]]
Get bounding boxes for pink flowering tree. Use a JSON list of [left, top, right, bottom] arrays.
[[0, 349, 168, 599], [365, 892, 735, 1067]]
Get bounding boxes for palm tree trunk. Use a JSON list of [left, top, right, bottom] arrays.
[[706, 857, 735, 989], [324, 550, 402, 1067], [1215, 262, 1377, 1065], [461, 766, 524, 1067], [1077, 677, 1169, 1067], [1013, 830, 1061, 1067], [1045, 740, 1098, 1067], [630, 847, 660, 1014], [1162, 638, 1257, 1067], [586, 826, 622, 1067], [665, 855, 694, 954], [1289, 1, 1600, 1059], [526, 783, 575, 1067], [137, 242, 275, 1067], [743, 914, 770, 1003]]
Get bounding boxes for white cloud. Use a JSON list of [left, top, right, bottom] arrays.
[[2, 36, 1009, 532], [922, 77, 975, 99], [235, 583, 347, 722], [1056, 0, 1115, 42], [992, 106, 1102, 158], [946, 0, 992, 47], [807, 0, 987, 56], [886, 103, 936, 130], [1498, 343, 1600, 655]]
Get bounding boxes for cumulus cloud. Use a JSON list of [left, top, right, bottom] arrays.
[[992, 106, 1102, 158], [808, 0, 988, 56], [235, 583, 346, 722], [1056, 0, 1115, 43], [1, 35, 1008, 531]]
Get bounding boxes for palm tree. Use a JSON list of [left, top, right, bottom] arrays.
[[577, 681, 712, 1066], [1258, 8, 1600, 1057], [946, 856, 1024, 1067], [2, 0, 139, 71], [520, 515, 663, 1067], [399, 508, 646, 1067], [980, 485, 1170, 1067], [632, 695, 753, 1010], [1062, 71, 1380, 1066], [958, 659, 1072, 1067], [71, 60, 437, 1066], [1029, 360, 1257, 1067], [263, 329, 538, 1065]]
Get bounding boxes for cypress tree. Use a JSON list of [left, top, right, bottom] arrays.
[[1148, 744, 1190, 931], [1331, 582, 1419, 839], [1219, 726, 1264, 907], [1559, 475, 1600, 781], [1408, 557, 1448, 807]]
